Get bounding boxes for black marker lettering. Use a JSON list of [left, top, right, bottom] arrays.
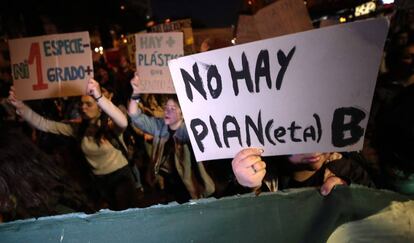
[[276, 47, 296, 90], [255, 50, 271, 93], [245, 110, 264, 146], [288, 121, 302, 142], [274, 127, 286, 143], [180, 63, 206, 102], [229, 52, 253, 96], [190, 118, 208, 152], [207, 65, 222, 99], [332, 107, 365, 147], [303, 126, 316, 142], [223, 115, 242, 147], [265, 119, 276, 145], [314, 113, 322, 143], [209, 116, 222, 148]]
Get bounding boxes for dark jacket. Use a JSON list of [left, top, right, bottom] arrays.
[[278, 157, 376, 190], [130, 112, 215, 199], [255, 155, 375, 192]]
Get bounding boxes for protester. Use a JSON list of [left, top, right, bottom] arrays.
[[375, 41, 414, 194], [8, 79, 140, 210], [128, 74, 215, 203], [94, 63, 116, 94], [199, 37, 230, 52], [232, 148, 375, 195], [114, 55, 134, 107], [100, 84, 144, 191]]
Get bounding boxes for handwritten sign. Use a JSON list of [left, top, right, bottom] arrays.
[[169, 18, 389, 161], [135, 32, 184, 93], [150, 18, 195, 55], [237, 0, 313, 44], [9, 32, 93, 100], [126, 34, 137, 67]]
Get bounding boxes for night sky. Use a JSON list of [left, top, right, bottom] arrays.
[[151, 0, 244, 28], [1, 0, 244, 37]]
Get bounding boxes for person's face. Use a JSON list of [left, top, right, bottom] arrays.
[[200, 41, 210, 52], [80, 95, 100, 120], [163, 99, 182, 129], [120, 56, 129, 68], [402, 45, 414, 65], [288, 153, 332, 171], [397, 32, 409, 46], [401, 44, 414, 78], [97, 68, 109, 82]]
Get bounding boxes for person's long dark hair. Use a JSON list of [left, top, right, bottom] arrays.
[[77, 111, 113, 146]]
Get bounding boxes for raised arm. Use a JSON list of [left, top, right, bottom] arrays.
[[8, 86, 74, 136], [127, 74, 142, 117], [127, 74, 164, 135], [87, 78, 128, 129]]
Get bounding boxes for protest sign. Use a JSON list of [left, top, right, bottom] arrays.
[[135, 32, 183, 93], [169, 18, 389, 161], [150, 18, 195, 54], [126, 34, 137, 67], [9, 32, 92, 100], [236, 0, 313, 44]]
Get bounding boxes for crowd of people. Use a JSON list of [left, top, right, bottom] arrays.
[[0, 10, 413, 223]]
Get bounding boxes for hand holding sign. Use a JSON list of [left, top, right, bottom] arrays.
[[134, 32, 183, 94], [232, 149, 351, 196], [128, 74, 143, 117], [86, 78, 102, 100], [7, 86, 24, 111], [232, 148, 266, 188], [130, 73, 141, 95], [9, 32, 93, 101]]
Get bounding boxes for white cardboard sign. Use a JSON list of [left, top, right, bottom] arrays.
[[135, 32, 184, 93], [9, 32, 93, 100], [169, 19, 389, 161]]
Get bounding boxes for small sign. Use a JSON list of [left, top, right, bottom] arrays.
[[135, 32, 184, 93], [9, 32, 93, 100]]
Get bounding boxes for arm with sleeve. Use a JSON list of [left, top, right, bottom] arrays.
[[17, 103, 75, 136], [129, 108, 165, 136]]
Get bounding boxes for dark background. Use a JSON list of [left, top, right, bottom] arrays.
[[0, 0, 381, 37]]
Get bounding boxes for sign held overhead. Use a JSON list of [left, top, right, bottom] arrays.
[[9, 32, 93, 100], [169, 19, 389, 161], [135, 32, 184, 93]]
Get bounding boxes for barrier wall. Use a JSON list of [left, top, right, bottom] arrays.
[[0, 186, 412, 243]]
